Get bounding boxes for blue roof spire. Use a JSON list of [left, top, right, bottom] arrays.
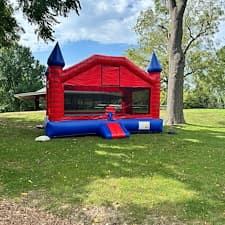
[[47, 42, 65, 67], [147, 52, 162, 73], [45, 68, 49, 76]]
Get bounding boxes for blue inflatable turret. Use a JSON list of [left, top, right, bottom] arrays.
[[46, 42, 65, 121], [45, 68, 49, 76], [47, 42, 65, 67], [147, 52, 162, 73]]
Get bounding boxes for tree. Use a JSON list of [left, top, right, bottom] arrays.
[[126, 0, 225, 124], [0, 44, 45, 112], [190, 46, 225, 109], [166, 0, 187, 124], [0, 0, 81, 47], [209, 46, 225, 97], [0, 0, 21, 47]]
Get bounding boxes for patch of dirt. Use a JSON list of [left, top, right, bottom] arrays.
[[0, 199, 125, 225], [69, 205, 125, 225], [0, 198, 189, 225], [0, 199, 72, 225], [144, 214, 187, 225]]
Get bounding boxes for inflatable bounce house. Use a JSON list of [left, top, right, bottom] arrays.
[[45, 43, 163, 139]]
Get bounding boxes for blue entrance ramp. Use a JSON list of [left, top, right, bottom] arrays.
[[99, 122, 130, 139]]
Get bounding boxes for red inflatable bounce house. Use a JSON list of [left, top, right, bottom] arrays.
[[45, 43, 163, 139]]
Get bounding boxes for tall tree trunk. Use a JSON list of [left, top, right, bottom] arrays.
[[166, 0, 187, 125]]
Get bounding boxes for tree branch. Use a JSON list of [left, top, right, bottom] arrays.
[[158, 25, 169, 38], [187, 26, 194, 39], [184, 71, 193, 77], [184, 23, 208, 55], [184, 67, 203, 77]]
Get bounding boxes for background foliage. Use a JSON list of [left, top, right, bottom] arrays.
[[0, 0, 81, 46], [0, 44, 45, 112], [125, 0, 225, 109]]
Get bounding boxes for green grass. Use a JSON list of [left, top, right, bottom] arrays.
[[0, 109, 225, 224]]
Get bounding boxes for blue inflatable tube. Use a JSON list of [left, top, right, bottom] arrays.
[[45, 119, 102, 137], [45, 118, 163, 138], [119, 118, 163, 133]]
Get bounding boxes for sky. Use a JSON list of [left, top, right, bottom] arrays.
[[13, 0, 225, 68], [14, 0, 154, 67]]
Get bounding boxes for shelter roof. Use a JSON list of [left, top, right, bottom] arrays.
[[14, 87, 46, 100]]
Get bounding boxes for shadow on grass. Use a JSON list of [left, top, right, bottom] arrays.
[[186, 122, 225, 129], [0, 115, 225, 223], [120, 198, 225, 225]]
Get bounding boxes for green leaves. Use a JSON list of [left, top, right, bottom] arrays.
[[125, 1, 225, 108], [0, 0, 81, 46], [0, 44, 45, 112], [17, 0, 81, 41], [0, 0, 22, 48]]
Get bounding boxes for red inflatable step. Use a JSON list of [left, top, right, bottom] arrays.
[[107, 122, 127, 138]]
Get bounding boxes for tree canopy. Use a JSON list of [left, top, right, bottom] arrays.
[[0, 44, 45, 112], [126, 0, 225, 123], [0, 0, 81, 47], [0, 0, 21, 47]]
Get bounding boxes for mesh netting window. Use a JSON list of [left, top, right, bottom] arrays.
[[64, 91, 122, 114], [132, 89, 150, 114]]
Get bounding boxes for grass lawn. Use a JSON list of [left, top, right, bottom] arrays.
[[0, 109, 225, 224]]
